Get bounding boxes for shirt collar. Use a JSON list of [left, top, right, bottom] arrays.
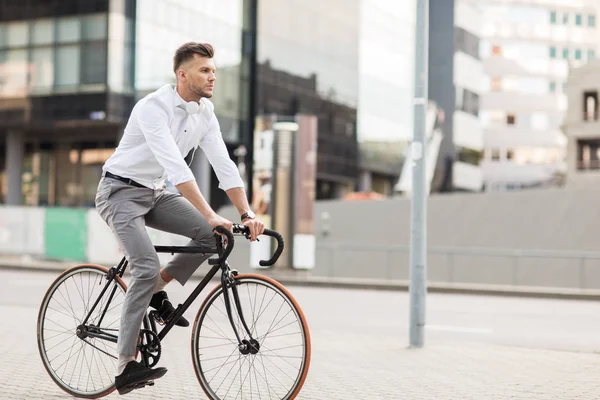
[[171, 84, 188, 111]]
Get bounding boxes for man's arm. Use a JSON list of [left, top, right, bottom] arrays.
[[225, 186, 264, 241], [199, 112, 264, 240], [176, 180, 232, 231], [226, 187, 252, 216]]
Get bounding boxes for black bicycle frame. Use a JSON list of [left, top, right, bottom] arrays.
[[80, 231, 264, 350]]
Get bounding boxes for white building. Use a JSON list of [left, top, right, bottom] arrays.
[[397, 0, 484, 195], [564, 60, 600, 188], [473, 0, 599, 190]]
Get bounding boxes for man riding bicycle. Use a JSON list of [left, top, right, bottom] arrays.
[[95, 42, 264, 395]]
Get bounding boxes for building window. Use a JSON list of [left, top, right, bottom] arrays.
[[577, 139, 600, 170], [55, 45, 81, 88], [507, 113, 516, 125], [457, 148, 483, 166], [492, 45, 502, 56], [589, 50, 596, 61], [549, 46, 557, 58], [2, 49, 28, 96], [456, 88, 479, 117], [7, 21, 29, 47], [575, 49, 582, 60], [491, 149, 500, 161], [583, 91, 598, 121], [589, 15, 596, 27], [82, 43, 107, 85], [491, 77, 501, 91], [563, 13, 569, 24], [31, 19, 54, 46], [57, 17, 81, 43], [82, 14, 107, 41], [30, 47, 54, 91], [575, 14, 583, 26], [549, 82, 556, 92], [562, 48, 569, 60], [507, 149, 514, 160], [550, 11, 557, 24], [0, 24, 6, 47]]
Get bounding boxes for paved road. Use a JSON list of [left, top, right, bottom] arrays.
[[1, 269, 599, 399]]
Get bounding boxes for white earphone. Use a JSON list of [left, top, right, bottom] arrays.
[[185, 101, 206, 114]]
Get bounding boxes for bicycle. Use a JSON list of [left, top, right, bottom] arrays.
[[36, 224, 311, 399]]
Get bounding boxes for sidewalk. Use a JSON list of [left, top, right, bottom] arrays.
[[3, 328, 600, 399], [2, 261, 600, 399], [2, 254, 600, 300]]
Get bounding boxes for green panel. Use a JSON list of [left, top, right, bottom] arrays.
[[44, 208, 87, 261]]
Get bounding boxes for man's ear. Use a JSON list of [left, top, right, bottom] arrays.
[[177, 69, 187, 82]]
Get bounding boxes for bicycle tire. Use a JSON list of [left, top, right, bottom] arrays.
[[37, 264, 128, 399], [191, 273, 311, 400]]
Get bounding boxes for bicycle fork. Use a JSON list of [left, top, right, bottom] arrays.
[[221, 264, 260, 355]]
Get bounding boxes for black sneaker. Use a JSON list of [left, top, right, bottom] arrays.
[[149, 291, 189, 327], [115, 361, 167, 395]]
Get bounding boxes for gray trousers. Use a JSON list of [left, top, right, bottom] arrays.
[[95, 176, 214, 356]]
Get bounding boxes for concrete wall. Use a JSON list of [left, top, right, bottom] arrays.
[[304, 187, 600, 289], [4, 186, 600, 290]]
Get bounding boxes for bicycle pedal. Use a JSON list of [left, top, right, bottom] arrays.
[[150, 311, 166, 326]]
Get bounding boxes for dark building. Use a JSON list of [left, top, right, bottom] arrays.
[[255, 60, 358, 199], [427, 0, 484, 193], [0, 0, 411, 208]]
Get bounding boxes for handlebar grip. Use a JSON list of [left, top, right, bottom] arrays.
[[259, 229, 284, 267], [209, 225, 234, 265]]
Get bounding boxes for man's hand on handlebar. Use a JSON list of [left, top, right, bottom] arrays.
[[242, 218, 265, 242], [207, 213, 233, 233]]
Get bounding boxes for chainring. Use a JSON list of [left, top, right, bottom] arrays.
[[138, 329, 161, 368]]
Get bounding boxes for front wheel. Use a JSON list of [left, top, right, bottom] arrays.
[[191, 274, 311, 400]]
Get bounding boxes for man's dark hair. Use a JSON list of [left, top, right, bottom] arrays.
[[173, 42, 214, 73]]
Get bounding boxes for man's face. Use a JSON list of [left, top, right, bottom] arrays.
[[182, 54, 216, 98]]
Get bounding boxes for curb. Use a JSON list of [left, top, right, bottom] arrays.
[[2, 261, 600, 301]]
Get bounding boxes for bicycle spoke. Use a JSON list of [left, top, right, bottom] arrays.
[[55, 287, 80, 326], [39, 266, 126, 397], [258, 309, 294, 341], [259, 345, 303, 370], [234, 354, 259, 400], [53, 335, 79, 377], [194, 277, 309, 400], [256, 352, 287, 395], [257, 320, 299, 342], [214, 348, 244, 392], [223, 353, 247, 399]]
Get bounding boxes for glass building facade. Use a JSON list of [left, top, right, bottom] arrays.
[[0, 0, 415, 206], [0, 0, 135, 207], [256, 0, 416, 198]]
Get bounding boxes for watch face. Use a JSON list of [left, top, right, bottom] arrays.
[[246, 211, 256, 219]]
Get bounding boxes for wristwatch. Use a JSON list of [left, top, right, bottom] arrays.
[[241, 210, 256, 221]]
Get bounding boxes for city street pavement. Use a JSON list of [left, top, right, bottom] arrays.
[[1, 269, 600, 399]]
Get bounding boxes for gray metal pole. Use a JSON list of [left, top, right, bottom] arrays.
[[409, 0, 429, 348]]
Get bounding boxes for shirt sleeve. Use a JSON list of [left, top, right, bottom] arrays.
[[137, 97, 196, 186], [199, 113, 245, 191]]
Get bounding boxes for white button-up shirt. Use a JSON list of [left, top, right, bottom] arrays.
[[103, 84, 244, 191]]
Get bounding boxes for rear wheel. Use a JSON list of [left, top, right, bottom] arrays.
[[191, 274, 311, 400], [37, 264, 127, 398]]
